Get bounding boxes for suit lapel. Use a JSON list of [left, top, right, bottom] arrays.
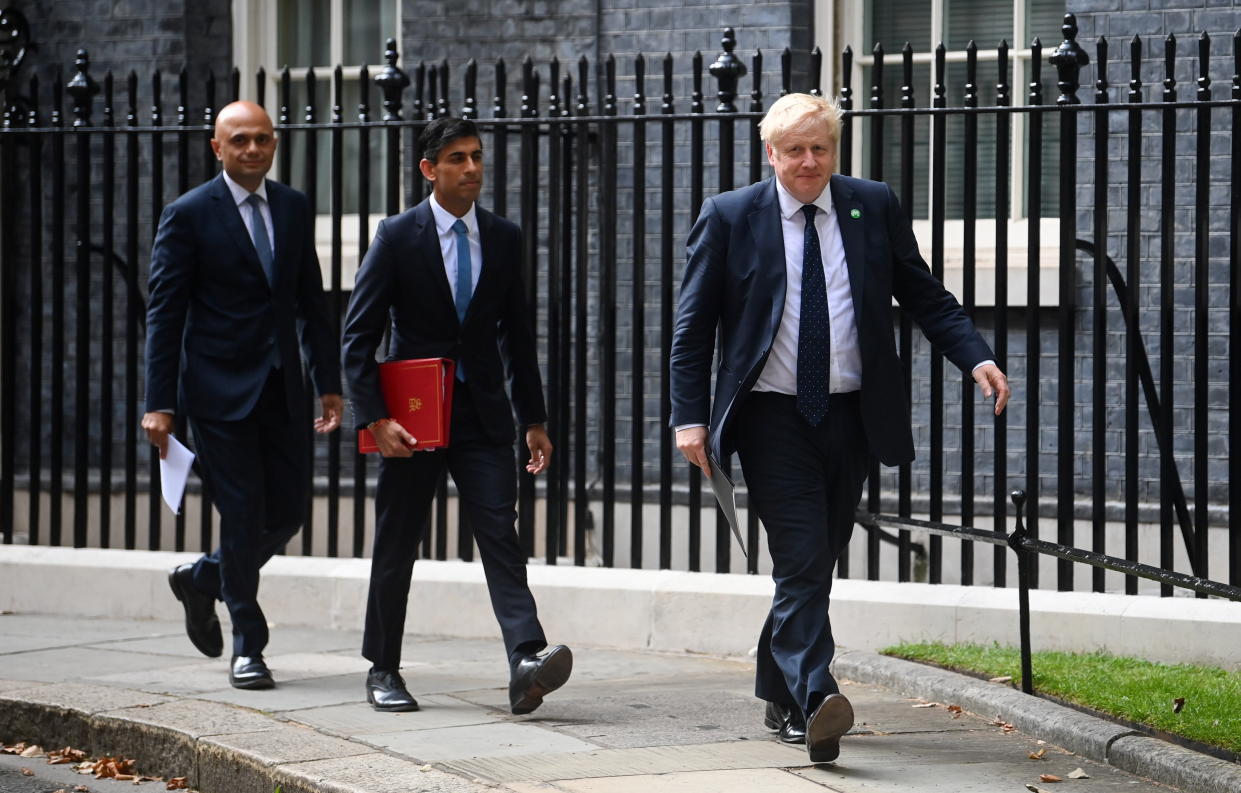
[[208, 175, 268, 284], [471, 207, 504, 325], [830, 177, 866, 322], [747, 179, 786, 338], [412, 201, 457, 321], [265, 179, 290, 288]]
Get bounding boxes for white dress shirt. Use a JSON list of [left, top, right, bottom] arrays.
[[753, 177, 862, 395], [222, 171, 275, 254], [428, 193, 483, 302]]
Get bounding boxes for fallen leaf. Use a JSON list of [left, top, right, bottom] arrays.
[[19, 744, 43, 758], [1040, 773, 1062, 782], [1173, 697, 1185, 714], [1029, 748, 1047, 760], [912, 702, 937, 708], [76, 787, 90, 792], [989, 675, 1013, 684], [947, 704, 963, 713], [1067, 768, 1090, 779], [20, 767, 35, 776], [1025, 786, 1048, 793], [166, 777, 189, 790], [419, 764, 433, 771]]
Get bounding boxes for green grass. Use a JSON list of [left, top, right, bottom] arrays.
[[881, 642, 1241, 754]]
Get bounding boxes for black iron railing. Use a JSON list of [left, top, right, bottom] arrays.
[[1, 17, 1239, 602]]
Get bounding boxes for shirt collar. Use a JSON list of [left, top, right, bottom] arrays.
[[222, 171, 269, 206], [429, 193, 478, 236], [774, 175, 834, 221]]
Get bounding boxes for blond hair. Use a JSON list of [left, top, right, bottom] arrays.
[[758, 93, 842, 149]]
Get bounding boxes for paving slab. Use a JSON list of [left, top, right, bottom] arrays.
[[362, 720, 600, 762], [285, 692, 494, 735], [198, 671, 364, 711], [444, 740, 807, 783], [277, 752, 494, 793], [505, 767, 831, 792]]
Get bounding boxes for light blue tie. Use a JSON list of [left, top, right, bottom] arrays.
[[245, 193, 274, 285], [452, 219, 472, 381], [452, 218, 472, 323]]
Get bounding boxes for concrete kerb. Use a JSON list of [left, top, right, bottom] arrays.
[[831, 650, 1241, 793], [0, 679, 491, 793]]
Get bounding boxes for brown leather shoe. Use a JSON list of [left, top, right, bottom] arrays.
[[806, 693, 853, 763]]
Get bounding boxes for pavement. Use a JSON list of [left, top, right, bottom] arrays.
[[2, 613, 1239, 793]]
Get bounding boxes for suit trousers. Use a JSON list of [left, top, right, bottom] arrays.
[[188, 368, 310, 657], [362, 381, 547, 671], [735, 391, 869, 719]]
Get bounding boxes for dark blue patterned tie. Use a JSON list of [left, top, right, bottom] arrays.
[[797, 204, 830, 426]]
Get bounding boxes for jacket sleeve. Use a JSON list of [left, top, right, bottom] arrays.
[[294, 192, 343, 397], [498, 225, 549, 427], [341, 220, 396, 429], [144, 202, 195, 413], [669, 196, 725, 428], [885, 185, 994, 371]]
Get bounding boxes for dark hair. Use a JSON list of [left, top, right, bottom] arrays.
[[419, 117, 481, 163]]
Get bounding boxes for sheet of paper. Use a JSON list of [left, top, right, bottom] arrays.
[[706, 452, 747, 560], [159, 434, 195, 515]]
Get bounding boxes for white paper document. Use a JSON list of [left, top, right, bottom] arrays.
[[159, 434, 195, 515]]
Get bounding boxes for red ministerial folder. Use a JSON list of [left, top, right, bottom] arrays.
[[357, 358, 456, 453]]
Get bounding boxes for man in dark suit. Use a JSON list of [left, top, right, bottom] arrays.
[[670, 93, 1009, 763], [142, 101, 343, 690], [341, 117, 571, 714]]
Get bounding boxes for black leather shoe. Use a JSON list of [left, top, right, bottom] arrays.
[[806, 692, 854, 763], [229, 655, 275, 690], [168, 564, 223, 658], [763, 701, 786, 730], [509, 644, 573, 715], [366, 668, 419, 712], [764, 701, 806, 743]]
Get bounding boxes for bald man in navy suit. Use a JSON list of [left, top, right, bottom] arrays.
[[143, 101, 342, 690], [670, 93, 1009, 764]]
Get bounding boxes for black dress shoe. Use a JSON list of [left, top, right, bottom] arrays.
[[168, 563, 223, 658], [763, 701, 786, 730], [229, 655, 275, 690], [806, 692, 854, 763], [764, 701, 806, 743], [509, 644, 573, 715], [366, 668, 419, 712]]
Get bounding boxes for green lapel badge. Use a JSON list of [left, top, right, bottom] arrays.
[[850, 208, 861, 219]]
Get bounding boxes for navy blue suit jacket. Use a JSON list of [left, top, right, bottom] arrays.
[[670, 175, 994, 466], [144, 174, 341, 421], [341, 199, 547, 446]]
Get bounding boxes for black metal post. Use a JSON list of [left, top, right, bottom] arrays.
[[1008, 489, 1033, 694]]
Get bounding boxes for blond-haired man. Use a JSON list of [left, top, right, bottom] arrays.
[[670, 93, 1008, 763]]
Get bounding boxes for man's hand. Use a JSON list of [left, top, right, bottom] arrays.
[[675, 426, 712, 478], [525, 424, 553, 475], [372, 419, 418, 457], [141, 411, 175, 459], [973, 363, 1011, 416], [315, 393, 344, 434]]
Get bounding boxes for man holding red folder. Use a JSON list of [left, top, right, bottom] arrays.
[[342, 117, 570, 714]]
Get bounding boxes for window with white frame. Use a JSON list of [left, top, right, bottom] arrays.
[[820, 1, 1068, 305], [234, 0, 399, 284]]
